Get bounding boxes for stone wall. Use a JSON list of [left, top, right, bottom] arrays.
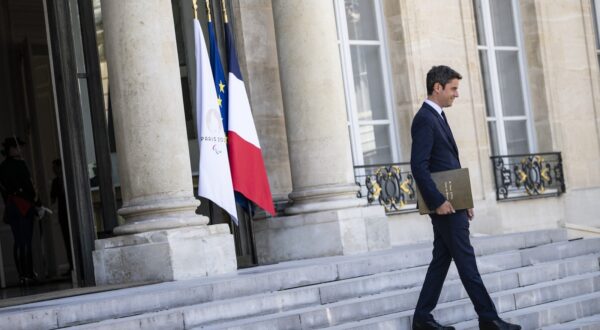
[[232, 0, 600, 248]]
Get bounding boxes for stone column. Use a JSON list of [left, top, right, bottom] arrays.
[[102, 0, 201, 235], [253, 0, 390, 264], [92, 0, 236, 285], [271, 0, 364, 214]]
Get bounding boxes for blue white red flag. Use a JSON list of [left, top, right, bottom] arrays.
[[225, 22, 275, 216]]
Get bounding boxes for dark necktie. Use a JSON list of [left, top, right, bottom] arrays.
[[441, 111, 449, 127], [440, 111, 458, 156]]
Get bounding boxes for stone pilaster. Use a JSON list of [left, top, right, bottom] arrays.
[[92, 0, 236, 284], [526, 0, 600, 228]]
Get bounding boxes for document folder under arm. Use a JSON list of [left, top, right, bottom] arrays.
[[416, 168, 473, 215]]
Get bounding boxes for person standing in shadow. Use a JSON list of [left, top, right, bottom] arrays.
[[0, 137, 38, 285], [50, 159, 73, 276]]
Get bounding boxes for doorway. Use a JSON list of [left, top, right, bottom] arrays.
[[0, 0, 118, 302], [0, 0, 74, 297]]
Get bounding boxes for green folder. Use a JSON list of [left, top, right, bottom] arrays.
[[417, 168, 474, 215]]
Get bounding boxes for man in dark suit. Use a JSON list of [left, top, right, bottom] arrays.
[[410, 66, 520, 330]]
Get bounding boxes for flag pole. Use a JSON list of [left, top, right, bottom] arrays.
[[192, 0, 198, 19], [220, 0, 228, 23], [205, 0, 212, 22]]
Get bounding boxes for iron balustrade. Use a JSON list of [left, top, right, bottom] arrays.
[[354, 163, 418, 214], [490, 152, 565, 201], [354, 153, 564, 213]]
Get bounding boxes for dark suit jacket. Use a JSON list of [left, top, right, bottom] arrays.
[[410, 102, 461, 211]]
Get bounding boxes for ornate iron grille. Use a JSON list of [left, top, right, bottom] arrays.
[[490, 152, 565, 201], [354, 163, 418, 214]]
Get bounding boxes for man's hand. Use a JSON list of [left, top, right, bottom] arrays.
[[467, 208, 474, 221], [435, 201, 455, 215]]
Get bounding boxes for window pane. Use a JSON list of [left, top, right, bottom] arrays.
[[351, 45, 387, 120], [473, 0, 486, 46], [496, 50, 525, 116], [479, 50, 495, 117], [345, 0, 378, 40], [488, 121, 500, 155], [490, 0, 517, 47], [361, 125, 392, 165], [504, 120, 530, 155]]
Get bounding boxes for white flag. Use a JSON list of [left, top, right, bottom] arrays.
[[194, 19, 237, 223]]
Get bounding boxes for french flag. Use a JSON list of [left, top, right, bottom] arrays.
[[225, 23, 276, 216]]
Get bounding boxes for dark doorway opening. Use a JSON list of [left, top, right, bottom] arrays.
[[0, 0, 117, 304], [0, 0, 76, 298]]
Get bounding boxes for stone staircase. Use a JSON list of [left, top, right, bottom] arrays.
[[0, 229, 599, 330]]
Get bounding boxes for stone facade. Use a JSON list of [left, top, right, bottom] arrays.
[[1, 0, 599, 289], [0, 0, 600, 284], [230, 0, 600, 246], [89, 0, 600, 279]]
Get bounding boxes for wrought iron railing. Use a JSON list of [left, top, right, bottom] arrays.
[[490, 152, 565, 201], [354, 163, 418, 214]]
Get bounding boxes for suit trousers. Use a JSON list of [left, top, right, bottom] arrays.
[[413, 210, 499, 322]]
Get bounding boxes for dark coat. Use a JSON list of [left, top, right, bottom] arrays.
[[0, 157, 37, 222], [410, 102, 461, 211]]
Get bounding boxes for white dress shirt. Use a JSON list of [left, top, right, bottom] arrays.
[[424, 99, 444, 118]]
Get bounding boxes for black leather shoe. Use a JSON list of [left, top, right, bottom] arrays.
[[479, 318, 521, 330], [413, 319, 456, 330]]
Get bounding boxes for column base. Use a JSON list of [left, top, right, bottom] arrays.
[[284, 197, 367, 215], [93, 224, 237, 285], [114, 196, 208, 235], [254, 206, 391, 264], [285, 183, 367, 215]]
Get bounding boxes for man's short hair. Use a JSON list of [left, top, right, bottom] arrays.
[[426, 65, 462, 95]]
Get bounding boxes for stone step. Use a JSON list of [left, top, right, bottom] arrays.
[[60, 246, 599, 330], [452, 291, 600, 330], [540, 313, 600, 330], [325, 274, 600, 330], [75, 253, 600, 330], [211, 271, 600, 330], [520, 237, 600, 266], [335, 229, 568, 280], [320, 250, 599, 305], [0, 229, 570, 330]]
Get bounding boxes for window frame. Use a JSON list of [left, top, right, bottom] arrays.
[[333, 0, 400, 166], [476, 0, 537, 156], [593, 0, 600, 56]]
